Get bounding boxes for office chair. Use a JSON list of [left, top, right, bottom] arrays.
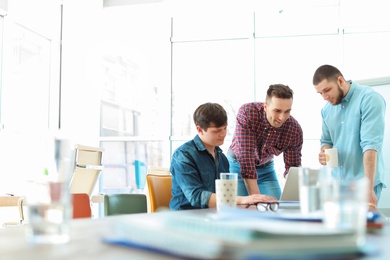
[[72, 193, 92, 219], [144, 167, 170, 212], [147, 167, 170, 175], [69, 144, 104, 196], [146, 174, 172, 213], [2, 196, 25, 227], [103, 194, 147, 216]]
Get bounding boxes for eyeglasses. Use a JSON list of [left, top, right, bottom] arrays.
[[246, 201, 279, 212]]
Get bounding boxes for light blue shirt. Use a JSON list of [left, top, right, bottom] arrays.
[[320, 81, 386, 187]]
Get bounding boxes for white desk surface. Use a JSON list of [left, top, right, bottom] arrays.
[[0, 208, 389, 260]]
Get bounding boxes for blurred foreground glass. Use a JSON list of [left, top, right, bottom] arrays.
[[321, 174, 368, 246], [298, 167, 321, 215], [215, 173, 238, 212], [24, 137, 75, 244]]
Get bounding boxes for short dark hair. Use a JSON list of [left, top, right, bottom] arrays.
[[266, 84, 294, 104], [193, 103, 227, 130], [313, 64, 343, 85]]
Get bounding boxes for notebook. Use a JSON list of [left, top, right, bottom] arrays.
[[280, 167, 300, 202], [104, 209, 364, 259]]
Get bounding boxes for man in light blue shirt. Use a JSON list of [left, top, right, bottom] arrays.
[[170, 102, 277, 210], [313, 64, 386, 211]]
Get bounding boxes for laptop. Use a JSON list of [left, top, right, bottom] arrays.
[[280, 167, 300, 202]]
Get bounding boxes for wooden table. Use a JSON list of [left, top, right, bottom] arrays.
[[0, 208, 389, 259]]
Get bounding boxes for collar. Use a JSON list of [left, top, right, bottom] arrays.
[[193, 135, 222, 153], [342, 80, 354, 103]]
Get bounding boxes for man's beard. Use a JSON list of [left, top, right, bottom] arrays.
[[333, 85, 344, 105]]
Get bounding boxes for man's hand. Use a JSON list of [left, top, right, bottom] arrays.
[[318, 150, 327, 165], [237, 194, 277, 205], [319, 145, 332, 165], [368, 189, 378, 212]]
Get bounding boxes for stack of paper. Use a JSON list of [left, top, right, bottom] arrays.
[[104, 208, 367, 259]]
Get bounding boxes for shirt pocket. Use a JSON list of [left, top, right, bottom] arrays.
[[345, 115, 361, 136], [198, 165, 215, 186]]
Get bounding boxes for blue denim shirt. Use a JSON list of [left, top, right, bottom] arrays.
[[170, 135, 229, 210]]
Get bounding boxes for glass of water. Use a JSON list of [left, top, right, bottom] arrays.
[[321, 176, 368, 246], [298, 167, 321, 215], [24, 136, 75, 244]]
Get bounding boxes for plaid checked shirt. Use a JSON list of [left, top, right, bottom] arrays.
[[229, 102, 303, 178]]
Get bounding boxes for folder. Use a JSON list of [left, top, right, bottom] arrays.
[[103, 209, 370, 259]]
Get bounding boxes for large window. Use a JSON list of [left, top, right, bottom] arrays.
[[99, 0, 390, 197], [0, 13, 4, 124], [1, 24, 52, 132], [98, 4, 171, 194], [171, 40, 254, 148], [0, 0, 61, 194]]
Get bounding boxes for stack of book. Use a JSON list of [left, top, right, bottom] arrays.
[[104, 208, 369, 259]]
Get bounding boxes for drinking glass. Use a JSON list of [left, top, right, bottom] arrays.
[[215, 173, 238, 211], [321, 176, 368, 246], [298, 167, 321, 215], [24, 136, 75, 244]]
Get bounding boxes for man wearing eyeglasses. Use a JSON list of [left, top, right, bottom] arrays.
[[227, 84, 303, 199], [170, 102, 277, 210], [313, 64, 386, 211]]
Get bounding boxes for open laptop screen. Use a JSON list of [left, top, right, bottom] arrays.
[[280, 167, 300, 202]]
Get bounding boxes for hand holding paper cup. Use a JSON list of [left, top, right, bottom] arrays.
[[325, 148, 338, 168]]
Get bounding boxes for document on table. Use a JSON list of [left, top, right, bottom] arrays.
[[103, 208, 369, 260]]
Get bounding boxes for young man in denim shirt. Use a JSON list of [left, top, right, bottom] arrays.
[[170, 102, 277, 210]]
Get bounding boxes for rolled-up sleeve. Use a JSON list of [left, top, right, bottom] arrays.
[[171, 150, 210, 208], [360, 92, 386, 152]]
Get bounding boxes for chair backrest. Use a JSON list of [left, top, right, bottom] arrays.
[[144, 167, 170, 212], [72, 193, 92, 219], [2, 196, 25, 227], [18, 197, 24, 223], [147, 167, 170, 175], [69, 144, 104, 196], [103, 194, 147, 216], [146, 174, 172, 213]]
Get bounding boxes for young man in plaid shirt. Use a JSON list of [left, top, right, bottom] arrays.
[[227, 84, 303, 199]]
